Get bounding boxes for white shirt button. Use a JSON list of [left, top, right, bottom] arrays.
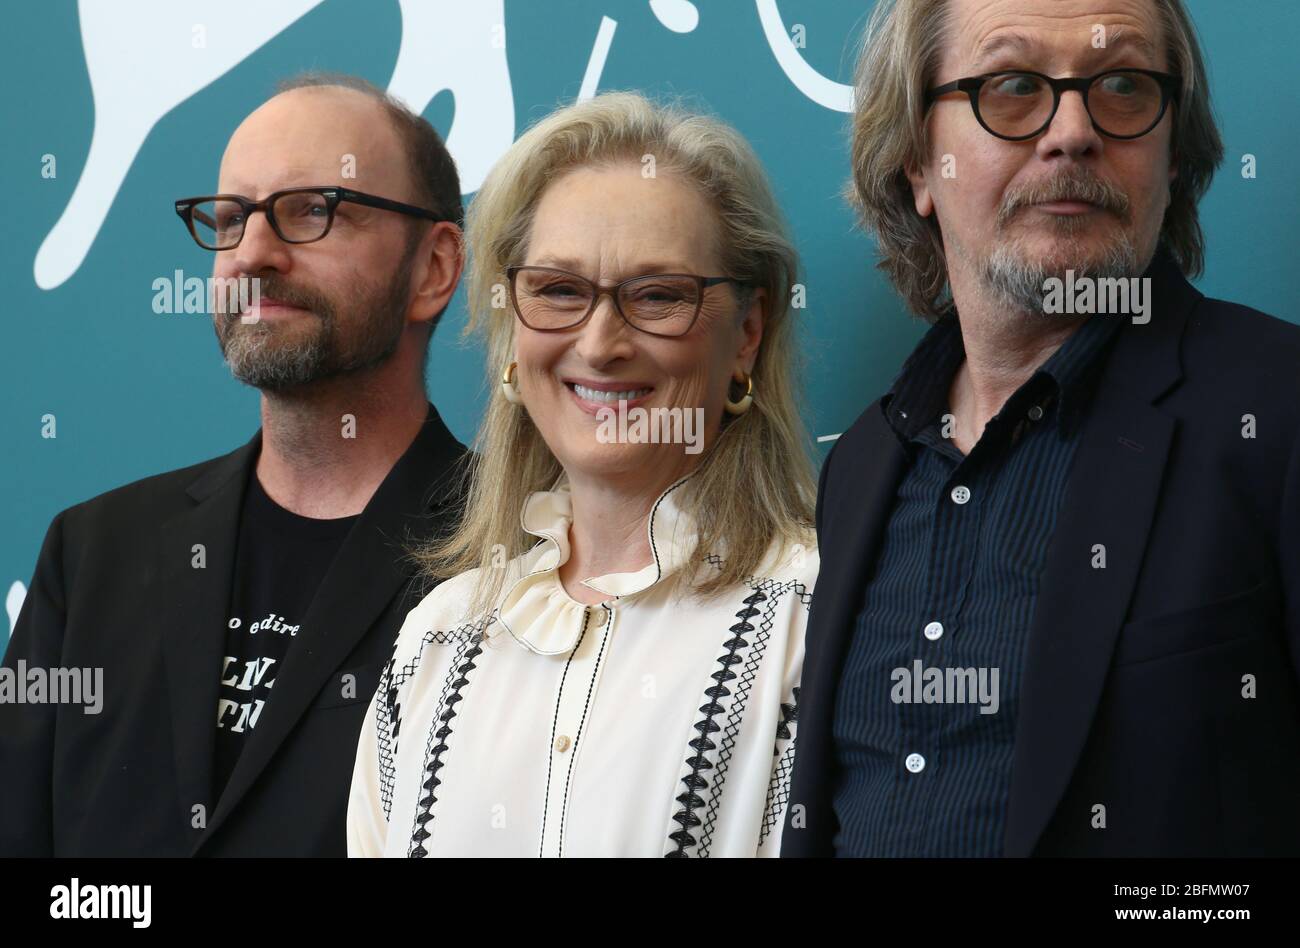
[[554, 735, 572, 753], [905, 752, 926, 773], [1028, 405, 1044, 421], [924, 621, 944, 641], [950, 485, 971, 505]]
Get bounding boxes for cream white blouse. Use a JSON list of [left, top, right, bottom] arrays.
[[347, 473, 818, 858]]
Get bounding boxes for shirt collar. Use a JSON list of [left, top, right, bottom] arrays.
[[880, 313, 966, 443], [494, 472, 699, 655], [1034, 313, 1122, 432], [881, 309, 1121, 443]]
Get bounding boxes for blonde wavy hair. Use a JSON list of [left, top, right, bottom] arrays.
[[413, 91, 816, 614], [848, 0, 1225, 319]]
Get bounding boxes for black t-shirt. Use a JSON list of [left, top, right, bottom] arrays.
[[213, 470, 360, 802]]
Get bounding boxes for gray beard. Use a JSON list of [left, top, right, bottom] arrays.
[[215, 250, 416, 393], [219, 321, 338, 392], [978, 166, 1143, 318], [981, 226, 1140, 318]]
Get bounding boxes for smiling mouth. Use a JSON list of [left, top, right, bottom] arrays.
[[568, 382, 654, 403]]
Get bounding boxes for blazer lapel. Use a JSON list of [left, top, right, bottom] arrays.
[[198, 404, 464, 847], [157, 433, 261, 837], [792, 406, 907, 851], [1004, 254, 1195, 856]]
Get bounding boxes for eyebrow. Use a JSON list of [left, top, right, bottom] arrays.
[[528, 256, 701, 276], [1103, 29, 1158, 62], [973, 29, 1158, 69]]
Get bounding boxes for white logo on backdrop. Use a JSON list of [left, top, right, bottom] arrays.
[[6, 582, 25, 640], [34, 0, 514, 290], [32, 0, 851, 290]]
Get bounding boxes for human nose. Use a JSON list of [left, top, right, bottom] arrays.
[[1035, 88, 1104, 160], [229, 207, 291, 275], [572, 290, 637, 367]]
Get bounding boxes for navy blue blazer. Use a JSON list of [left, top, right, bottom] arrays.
[[783, 250, 1300, 856]]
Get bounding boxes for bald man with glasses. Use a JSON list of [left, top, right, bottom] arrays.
[[1, 74, 469, 857]]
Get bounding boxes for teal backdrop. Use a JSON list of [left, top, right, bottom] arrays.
[[3, 0, 1298, 650]]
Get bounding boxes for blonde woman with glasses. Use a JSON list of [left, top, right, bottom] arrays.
[[348, 92, 818, 857]]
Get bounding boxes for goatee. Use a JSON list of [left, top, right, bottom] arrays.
[[213, 248, 416, 392], [981, 167, 1140, 316]]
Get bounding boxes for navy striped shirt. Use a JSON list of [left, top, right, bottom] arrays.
[[831, 313, 1120, 856]]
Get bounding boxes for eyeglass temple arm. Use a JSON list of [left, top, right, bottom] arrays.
[[702, 277, 748, 289], [925, 79, 965, 105], [336, 188, 443, 221]]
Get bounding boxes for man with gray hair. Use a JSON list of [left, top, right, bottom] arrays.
[[786, 0, 1300, 856], [1, 74, 468, 856]]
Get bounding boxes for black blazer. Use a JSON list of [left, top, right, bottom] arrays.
[[784, 252, 1300, 856], [0, 403, 467, 856]]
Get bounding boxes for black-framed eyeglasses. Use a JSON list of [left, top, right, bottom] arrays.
[[505, 265, 748, 338], [174, 186, 447, 250], [925, 68, 1181, 141]]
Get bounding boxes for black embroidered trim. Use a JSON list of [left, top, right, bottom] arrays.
[[376, 625, 481, 822], [377, 658, 400, 821], [539, 608, 591, 858], [406, 630, 484, 857], [665, 576, 812, 858], [777, 687, 799, 741], [694, 584, 775, 857], [666, 586, 767, 857], [760, 685, 799, 848]]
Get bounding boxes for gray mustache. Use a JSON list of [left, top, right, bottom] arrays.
[[998, 174, 1131, 226], [218, 278, 329, 319]]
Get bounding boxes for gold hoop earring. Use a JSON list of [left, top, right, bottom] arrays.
[[501, 361, 523, 405], [724, 370, 754, 415]]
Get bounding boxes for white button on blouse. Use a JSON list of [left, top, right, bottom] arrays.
[[348, 473, 817, 858]]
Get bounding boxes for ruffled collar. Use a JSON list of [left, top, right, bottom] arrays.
[[494, 472, 699, 655]]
